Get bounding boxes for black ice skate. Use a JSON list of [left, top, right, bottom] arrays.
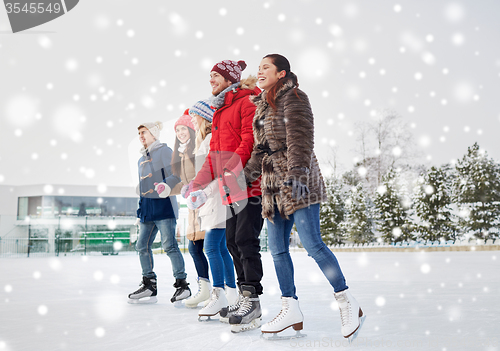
[[171, 278, 191, 303], [219, 286, 243, 324], [128, 276, 158, 304], [229, 285, 262, 333]]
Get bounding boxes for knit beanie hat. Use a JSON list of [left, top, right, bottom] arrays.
[[211, 60, 247, 83], [174, 109, 195, 132], [138, 121, 163, 140], [189, 99, 216, 123]]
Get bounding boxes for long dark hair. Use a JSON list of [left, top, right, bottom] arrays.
[[171, 127, 196, 177], [263, 54, 300, 110]]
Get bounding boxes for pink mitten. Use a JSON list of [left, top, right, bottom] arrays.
[[155, 183, 165, 194], [154, 182, 170, 198]]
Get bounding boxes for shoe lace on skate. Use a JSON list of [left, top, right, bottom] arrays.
[[227, 293, 243, 312], [336, 292, 351, 327], [205, 288, 220, 309], [268, 298, 290, 325], [132, 281, 147, 295], [234, 296, 251, 316], [192, 280, 203, 299]]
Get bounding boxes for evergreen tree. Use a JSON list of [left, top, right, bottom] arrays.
[[374, 168, 413, 243], [345, 183, 375, 243], [413, 166, 456, 241], [453, 143, 500, 239], [320, 176, 347, 245]]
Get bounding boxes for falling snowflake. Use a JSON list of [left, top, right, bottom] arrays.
[[95, 327, 105, 338]]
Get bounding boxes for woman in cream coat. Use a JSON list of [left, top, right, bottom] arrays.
[[185, 99, 238, 320]]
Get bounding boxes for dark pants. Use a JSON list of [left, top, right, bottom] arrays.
[[226, 196, 264, 295], [188, 239, 209, 280]]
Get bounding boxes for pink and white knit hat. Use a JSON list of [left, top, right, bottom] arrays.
[[211, 60, 247, 83]]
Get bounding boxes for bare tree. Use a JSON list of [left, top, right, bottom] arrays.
[[352, 109, 422, 194], [323, 145, 342, 178], [354, 121, 371, 166]]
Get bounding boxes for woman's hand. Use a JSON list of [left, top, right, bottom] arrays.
[[187, 190, 208, 210], [181, 181, 194, 199]]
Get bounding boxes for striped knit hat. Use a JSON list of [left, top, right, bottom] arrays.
[[189, 99, 216, 123]]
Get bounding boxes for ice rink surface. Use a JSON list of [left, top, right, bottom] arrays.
[[1, 250, 499, 351]]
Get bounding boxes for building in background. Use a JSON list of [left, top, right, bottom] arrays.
[[0, 184, 189, 256]]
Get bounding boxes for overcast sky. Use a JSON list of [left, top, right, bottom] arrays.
[[1, 0, 499, 191]]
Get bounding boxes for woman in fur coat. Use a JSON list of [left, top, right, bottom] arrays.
[[243, 54, 365, 341]]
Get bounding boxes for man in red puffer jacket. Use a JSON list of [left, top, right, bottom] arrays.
[[184, 59, 264, 333]]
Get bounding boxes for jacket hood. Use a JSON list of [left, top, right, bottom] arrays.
[[140, 140, 162, 156], [230, 75, 260, 102], [239, 75, 258, 91], [212, 75, 260, 109]]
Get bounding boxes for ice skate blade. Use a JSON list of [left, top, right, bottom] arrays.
[[347, 314, 366, 344], [261, 330, 306, 341], [172, 300, 184, 308], [230, 318, 262, 333], [219, 317, 229, 324], [127, 296, 157, 304], [198, 315, 218, 322], [184, 303, 201, 309]]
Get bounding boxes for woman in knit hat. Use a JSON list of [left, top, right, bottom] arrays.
[[169, 110, 209, 306], [184, 99, 238, 318], [243, 54, 365, 341]]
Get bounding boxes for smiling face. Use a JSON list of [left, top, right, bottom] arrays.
[[138, 127, 155, 148], [190, 114, 204, 132], [257, 57, 286, 92], [175, 125, 190, 144], [210, 71, 233, 96]]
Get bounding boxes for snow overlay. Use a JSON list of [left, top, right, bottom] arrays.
[[0, 251, 498, 351], [1, 1, 500, 186]]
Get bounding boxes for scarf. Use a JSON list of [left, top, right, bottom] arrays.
[[140, 140, 161, 156], [211, 82, 240, 109], [178, 139, 190, 153]]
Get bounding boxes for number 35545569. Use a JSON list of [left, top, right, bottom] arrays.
[[5, 2, 62, 14]]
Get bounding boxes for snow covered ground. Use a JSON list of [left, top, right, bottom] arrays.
[[1, 250, 499, 351]]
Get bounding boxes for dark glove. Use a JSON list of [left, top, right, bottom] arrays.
[[223, 170, 250, 193], [284, 179, 310, 200]]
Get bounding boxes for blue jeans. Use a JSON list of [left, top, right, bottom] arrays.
[[136, 218, 186, 280], [188, 239, 209, 280], [267, 204, 348, 299], [204, 229, 236, 288]]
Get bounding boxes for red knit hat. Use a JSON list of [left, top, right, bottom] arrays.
[[174, 109, 195, 132], [211, 60, 247, 83]]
